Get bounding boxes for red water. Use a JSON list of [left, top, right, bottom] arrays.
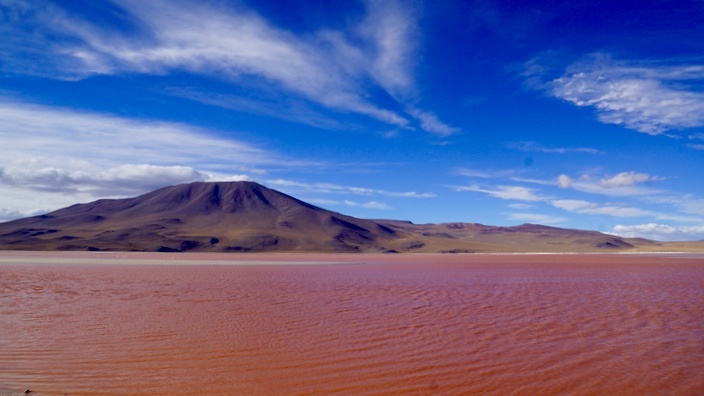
[[1, 254, 703, 395]]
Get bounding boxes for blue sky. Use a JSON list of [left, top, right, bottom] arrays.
[[1, 0, 704, 241]]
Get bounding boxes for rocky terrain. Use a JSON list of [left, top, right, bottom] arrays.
[[0, 181, 697, 253]]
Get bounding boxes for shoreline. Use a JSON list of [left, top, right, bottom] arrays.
[[1, 250, 702, 267]]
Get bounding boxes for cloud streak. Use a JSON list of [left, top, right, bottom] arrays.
[[556, 172, 664, 197], [0, 98, 289, 216], [611, 223, 704, 241], [454, 185, 547, 201], [0, 164, 208, 195], [508, 141, 603, 155], [598, 172, 663, 189], [343, 200, 391, 210], [454, 169, 691, 223], [0, 99, 280, 172], [551, 199, 654, 218], [0, 0, 456, 136], [504, 212, 566, 224], [688, 133, 704, 150], [266, 179, 436, 199], [534, 54, 704, 135]]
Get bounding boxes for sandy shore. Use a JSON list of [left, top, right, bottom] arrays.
[[1, 250, 702, 267]]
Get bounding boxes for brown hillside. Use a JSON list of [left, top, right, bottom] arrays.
[[0, 181, 695, 253]]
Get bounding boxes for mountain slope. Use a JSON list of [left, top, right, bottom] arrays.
[[0, 181, 672, 253], [376, 221, 661, 253], [0, 182, 402, 252]]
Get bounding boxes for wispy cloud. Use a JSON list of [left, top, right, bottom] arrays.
[[0, 99, 289, 216], [510, 177, 555, 186], [675, 198, 704, 216], [354, 0, 457, 137], [508, 203, 536, 210], [457, 168, 492, 178], [547, 190, 703, 223], [557, 172, 664, 196], [0, 99, 281, 172], [343, 200, 391, 210], [305, 198, 391, 211], [457, 168, 516, 179], [508, 141, 603, 155], [456, 175, 691, 222], [598, 171, 664, 188], [504, 212, 566, 224], [688, 132, 704, 150], [531, 53, 704, 135], [360, 0, 417, 97], [1, 163, 207, 196], [406, 106, 460, 137], [551, 199, 654, 217], [0, 0, 456, 136], [266, 179, 436, 199], [611, 223, 704, 241], [165, 87, 345, 130], [454, 185, 547, 201]]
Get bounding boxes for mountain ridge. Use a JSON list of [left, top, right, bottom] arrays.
[[0, 181, 697, 253]]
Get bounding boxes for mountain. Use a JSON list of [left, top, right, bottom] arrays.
[[0, 181, 678, 253], [0, 181, 402, 252]]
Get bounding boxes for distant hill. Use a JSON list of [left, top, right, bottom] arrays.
[[0, 181, 697, 253]]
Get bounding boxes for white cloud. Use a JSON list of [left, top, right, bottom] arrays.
[[611, 223, 704, 241], [507, 203, 535, 210], [266, 179, 436, 199], [406, 106, 459, 137], [386, 191, 437, 198], [455, 185, 547, 201], [557, 171, 664, 197], [208, 174, 253, 183], [360, 0, 417, 97], [0, 0, 456, 135], [599, 171, 663, 188], [0, 99, 279, 170], [458, 168, 492, 178], [343, 200, 391, 210], [677, 199, 704, 216], [557, 174, 573, 188], [551, 199, 654, 217], [551, 200, 591, 212], [302, 198, 391, 210], [505, 212, 566, 224], [548, 195, 704, 224], [547, 54, 704, 135], [0, 99, 291, 218], [166, 87, 345, 130], [0, 163, 208, 196], [455, 166, 700, 228], [457, 167, 517, 179], [510, 177, 555, 186], [509, 141, 603, 155], [570, 182, 663, 197]]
